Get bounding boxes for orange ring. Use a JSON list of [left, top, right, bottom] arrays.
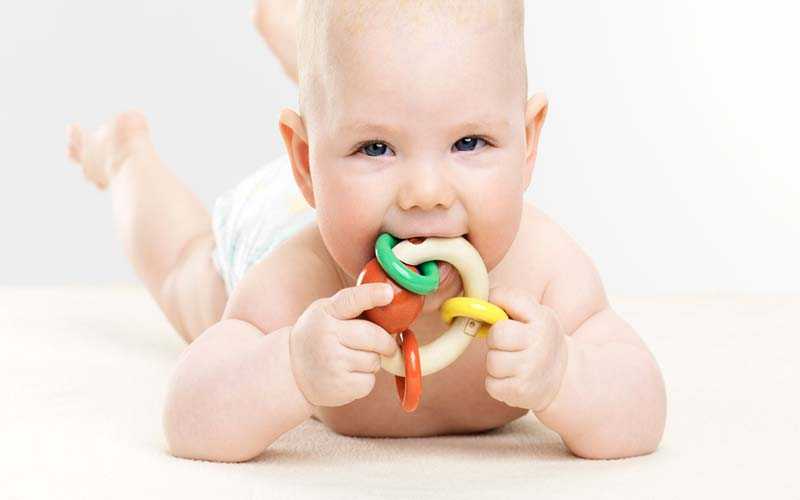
[[394, 329, 422, 412]]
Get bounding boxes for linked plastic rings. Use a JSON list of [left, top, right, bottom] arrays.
[[380, 236, 490, 377], [440, 297, 509, 338], [394, 329, 422, 412], [375, 233, 440, 295]]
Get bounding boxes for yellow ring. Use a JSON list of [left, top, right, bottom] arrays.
[[440, 297, 508, 338]]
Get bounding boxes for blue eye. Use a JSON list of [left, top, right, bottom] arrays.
[[453, 136, 486, 152], [360, 142, 393, 157], [357, 137, 488, 156]]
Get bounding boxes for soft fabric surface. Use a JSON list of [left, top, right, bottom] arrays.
[[1, 287, 797, 499]]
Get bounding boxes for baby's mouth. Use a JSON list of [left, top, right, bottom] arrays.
[[436, 260, 456, 286], [385, 232, 468, 313], [403, 232, 470, 243], [403, 233, 469, 282]]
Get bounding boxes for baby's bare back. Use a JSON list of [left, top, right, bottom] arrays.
[[226, 202, 575, 437]]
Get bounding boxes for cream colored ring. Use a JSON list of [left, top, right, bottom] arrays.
[[380, 237, 489, 376]]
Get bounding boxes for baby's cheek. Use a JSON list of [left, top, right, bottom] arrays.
[[464, 174, 524, 270], [316, 189, 384, 277]]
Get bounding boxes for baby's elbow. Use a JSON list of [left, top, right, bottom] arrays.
[[567, 392, 666, 459], [566, 431, 662, 460], [565, 407, 666, 460], [166, 440, 264, 464], [162, 401, 267, 463], [162, 369, 269, 463], [165, 437, 264, 464]]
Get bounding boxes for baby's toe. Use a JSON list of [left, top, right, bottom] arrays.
[[66, 123, 84, 163]]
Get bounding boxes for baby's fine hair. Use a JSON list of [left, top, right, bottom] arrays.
[[295, 0, 527, 122]]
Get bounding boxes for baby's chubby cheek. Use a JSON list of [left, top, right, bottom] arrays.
[[314, 189, 386, 280], [462, 180, 524, 273]]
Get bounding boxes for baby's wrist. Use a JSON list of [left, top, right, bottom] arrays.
[[533, 333, 573, 415], [283, 325, 315, 418]]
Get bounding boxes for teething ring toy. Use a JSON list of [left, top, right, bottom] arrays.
[[380, 236, 490, 377], [375, 233, 440, 295], [394, 329, 422, 412], [441, 297, 509, 338]]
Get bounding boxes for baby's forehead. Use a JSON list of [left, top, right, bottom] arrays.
[[321, 1, 519, 65], [299, 1, 526, 130]]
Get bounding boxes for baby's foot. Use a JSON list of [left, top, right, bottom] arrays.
[[252, 0, 298, 83], [66, 110, 151, 190]]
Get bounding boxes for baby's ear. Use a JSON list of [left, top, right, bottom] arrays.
[[278, 108, 315, 208], [523, 93, 549, 189]]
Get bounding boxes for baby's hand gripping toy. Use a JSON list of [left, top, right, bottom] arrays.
[[356, 233, 508, 412]]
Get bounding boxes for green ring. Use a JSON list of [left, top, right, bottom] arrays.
[[375, 233, 440, 295]]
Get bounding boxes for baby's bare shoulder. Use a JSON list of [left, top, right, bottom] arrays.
[[222, 223, 343, 334], [498, 202, 582, 284], [503, 201, 609, 333], [518, 202, 592, 270]]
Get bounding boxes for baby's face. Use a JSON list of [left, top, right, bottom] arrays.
[[297, 11, 538, 295]]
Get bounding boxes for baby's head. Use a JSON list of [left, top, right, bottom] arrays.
[[279, 0, 547, 293]]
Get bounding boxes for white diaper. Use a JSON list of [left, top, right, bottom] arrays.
[[211, 154, 315, 294]]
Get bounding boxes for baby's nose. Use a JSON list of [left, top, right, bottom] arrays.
[[396, 165, 456, 211]]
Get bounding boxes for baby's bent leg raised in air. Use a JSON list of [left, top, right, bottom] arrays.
[[66, 111, 226, 342]]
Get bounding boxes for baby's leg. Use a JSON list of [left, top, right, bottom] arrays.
[[252, 0, 298, 84], [66, 111, 226, 343]]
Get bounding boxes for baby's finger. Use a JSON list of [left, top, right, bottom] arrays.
[[489, 286, 538, 323], [338, 320, 398, 357], [348, 371, 378, 401], [485, 375, 515, 405], [487, 319, 534, 352], [325, 283, 394, 320], [346, 349, 382, 374], [485, 349, 523, 378]]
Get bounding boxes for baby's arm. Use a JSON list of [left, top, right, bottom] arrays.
[[534, 224, 667, 458], [162, 228, 335, 462]]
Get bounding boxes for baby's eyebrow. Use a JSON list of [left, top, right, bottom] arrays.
[[455, 119, 511, 134], [340, 117, 510, 137], [341, 121, 401, 137]]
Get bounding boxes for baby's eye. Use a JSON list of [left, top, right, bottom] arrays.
[[453, 136, 487, 152], [359, 142, 395, 157]]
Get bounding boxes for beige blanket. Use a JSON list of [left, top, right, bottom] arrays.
[[1, 287, 797, 499]]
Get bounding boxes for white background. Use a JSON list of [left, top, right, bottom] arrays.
[[1, 1, 797, 294]]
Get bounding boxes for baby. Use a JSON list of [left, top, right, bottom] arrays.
[[66, 0, 665, 462]]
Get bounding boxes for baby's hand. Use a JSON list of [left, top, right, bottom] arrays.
[[484, 287, 569, 412], [289, 283, 399, 408]]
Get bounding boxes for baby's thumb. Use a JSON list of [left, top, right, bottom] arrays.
[[325, 283, 394, 320]]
